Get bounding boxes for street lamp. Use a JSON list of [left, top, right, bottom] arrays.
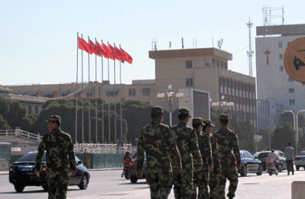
[[157, 85, 184, 126], [211, 95, 234, 114], [283, 109, 305, 154]]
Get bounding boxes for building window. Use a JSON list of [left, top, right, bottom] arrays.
[[279, 42, 282, 48], [216, 60, 220, 67], [129, 89, 136, 96], [212, 59, 215, 67], [224, 62, 227, 69], [186, 78, 193, 87], [44, 93, 54, 98], [35, 106, 38, 113], [107, 91, 118, 97], [289, 88, 295, 93], [28, 106, 31, 114], [186, 60, 193, 69], [143, 88, 150, 96], [279, 54, 283, 60], [289, 77, 294, 82], [279, 66, 283, 72], [289, 99, 295, 105], [87, 93, 93, 97]]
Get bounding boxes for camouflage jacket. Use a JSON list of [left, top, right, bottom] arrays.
[[137, 120, 182, 174], [195, 131, 213, 170], [171, 122, 203, 171], [210, 135, 221, 174], [35, 128, 76, 171], [213, 127, 241, 167]]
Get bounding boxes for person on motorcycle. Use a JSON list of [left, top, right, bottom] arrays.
[[267, 149, 279, 174], [122, 152, 132, 178]]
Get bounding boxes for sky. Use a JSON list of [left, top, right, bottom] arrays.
[[1, 0, 304, 86]]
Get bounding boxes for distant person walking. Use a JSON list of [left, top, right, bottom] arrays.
[[35, 115, 76, 199], [83, 149, 89, 168], [284, 142, 294, 175]]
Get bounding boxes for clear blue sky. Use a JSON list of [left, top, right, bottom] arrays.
[[1, 0, 303, 86]]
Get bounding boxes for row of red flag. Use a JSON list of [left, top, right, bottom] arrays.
[[78, 37, 133, 64]]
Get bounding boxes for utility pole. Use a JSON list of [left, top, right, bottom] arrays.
[[247, 18, 254, 76]]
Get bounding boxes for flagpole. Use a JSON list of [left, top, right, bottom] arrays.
[[95, 38, 98, 144], [119, 45, 123, 143], [81, 34, 84, 144], [113, 43, 117, 145], [107, 42, 110, 144], [88, 36, 91, 143], [75, 33, 79, 144], [101, 40, 104, 144]]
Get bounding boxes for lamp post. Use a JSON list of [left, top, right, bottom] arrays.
[[211, 95, 234, 114], [157, 85, 184, 126], [284, 109, 305, 154]]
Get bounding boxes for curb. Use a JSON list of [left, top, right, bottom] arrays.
[[0, 167, 122, 175]]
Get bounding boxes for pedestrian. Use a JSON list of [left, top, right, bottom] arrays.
[[122, 151, 132, 178], [284, 142, 295, 175], [267, 149, 279, 175], [35, 115, 76, 199], [136, 106, 182, 199], [191, 117, 213, 199], [213, 114, 241, 199], [171, 109, 203, 199], [83, 149, 89, 168], [203, 119, 222, 199]]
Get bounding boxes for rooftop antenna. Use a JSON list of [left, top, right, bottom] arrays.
[[262, 6, 284, 26], [169, 41, 171, 49], [247, 18, 254, 76], [217, 38, 223, 49], [181, 38, 184, 49], [152, 38, 158, 50]]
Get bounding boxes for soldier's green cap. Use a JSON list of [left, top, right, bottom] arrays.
[[203, 119, 215, 127], [219, 114, 229, 121], [178, 108, 191, 117], [46, 115, 61, 125], [151, 106, 164, 116], [192, 117, 205, 126]]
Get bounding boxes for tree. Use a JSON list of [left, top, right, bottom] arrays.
[[271, 122, 295, 151]]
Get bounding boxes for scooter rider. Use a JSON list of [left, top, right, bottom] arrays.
[[267, 149, 279, 174]]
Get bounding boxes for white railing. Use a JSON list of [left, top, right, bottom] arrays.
[[0, 127, 43, 143], [74, 143, 133, 154]]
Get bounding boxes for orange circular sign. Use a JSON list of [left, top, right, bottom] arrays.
[[284, 37, 305, 83]]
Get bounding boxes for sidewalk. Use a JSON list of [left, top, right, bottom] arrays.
[[0, 167, 122, 175]]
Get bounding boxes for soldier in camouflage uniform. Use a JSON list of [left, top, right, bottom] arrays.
[[203, 119, 222, 199], [136, 106, 182, 199], [171, 109, 203, 199], [35, 115, 76, 199], [191, 117, 213, 199], [213, 115, 241, 199]]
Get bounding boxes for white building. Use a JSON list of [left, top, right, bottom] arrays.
[[256, 24, 305, 113]]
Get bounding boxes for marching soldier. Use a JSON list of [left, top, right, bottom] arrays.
[[136, 106, 182, 199], [213, 114, 241, 199], [35, 115, 76, 199], [203, 119, 222, 199], [191, 117, 213, 199], [171, 109, 203, 199]]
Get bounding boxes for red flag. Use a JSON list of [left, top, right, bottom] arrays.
[[114, 45, 124, 62], [78, 37, 92, 54], [106, 44, 116, 60], [96, 41, 108, 58], [89, 40, 98, 55], [120, 47, 133, 64]]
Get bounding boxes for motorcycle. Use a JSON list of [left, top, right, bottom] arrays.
[[265, 157, 278, 176], [121, 161, 133, 180]]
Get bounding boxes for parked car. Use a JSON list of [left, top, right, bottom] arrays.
[[9, 151, 90, 192], [254, 150, 287, 172], [294, 151, 305, 171], [239, 150, 263, 177], [128, 153, 147, 183]]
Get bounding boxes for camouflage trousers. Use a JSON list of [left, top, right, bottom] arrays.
[[146, 172, 173, 199], [218, 166, 238, 199], [191, 169, 209, 199], [47, 169, 69, 199], [173, 169, 193, 199], [209, 172, 220, 199]]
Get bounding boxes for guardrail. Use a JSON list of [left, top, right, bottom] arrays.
[[0, 127, 42, 143], [74, 143, 133, 154]]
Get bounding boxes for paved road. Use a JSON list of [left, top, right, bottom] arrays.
[[1, 169, 304, 199]]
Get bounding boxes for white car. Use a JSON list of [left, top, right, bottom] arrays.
[[294, 151, 305, 171]]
